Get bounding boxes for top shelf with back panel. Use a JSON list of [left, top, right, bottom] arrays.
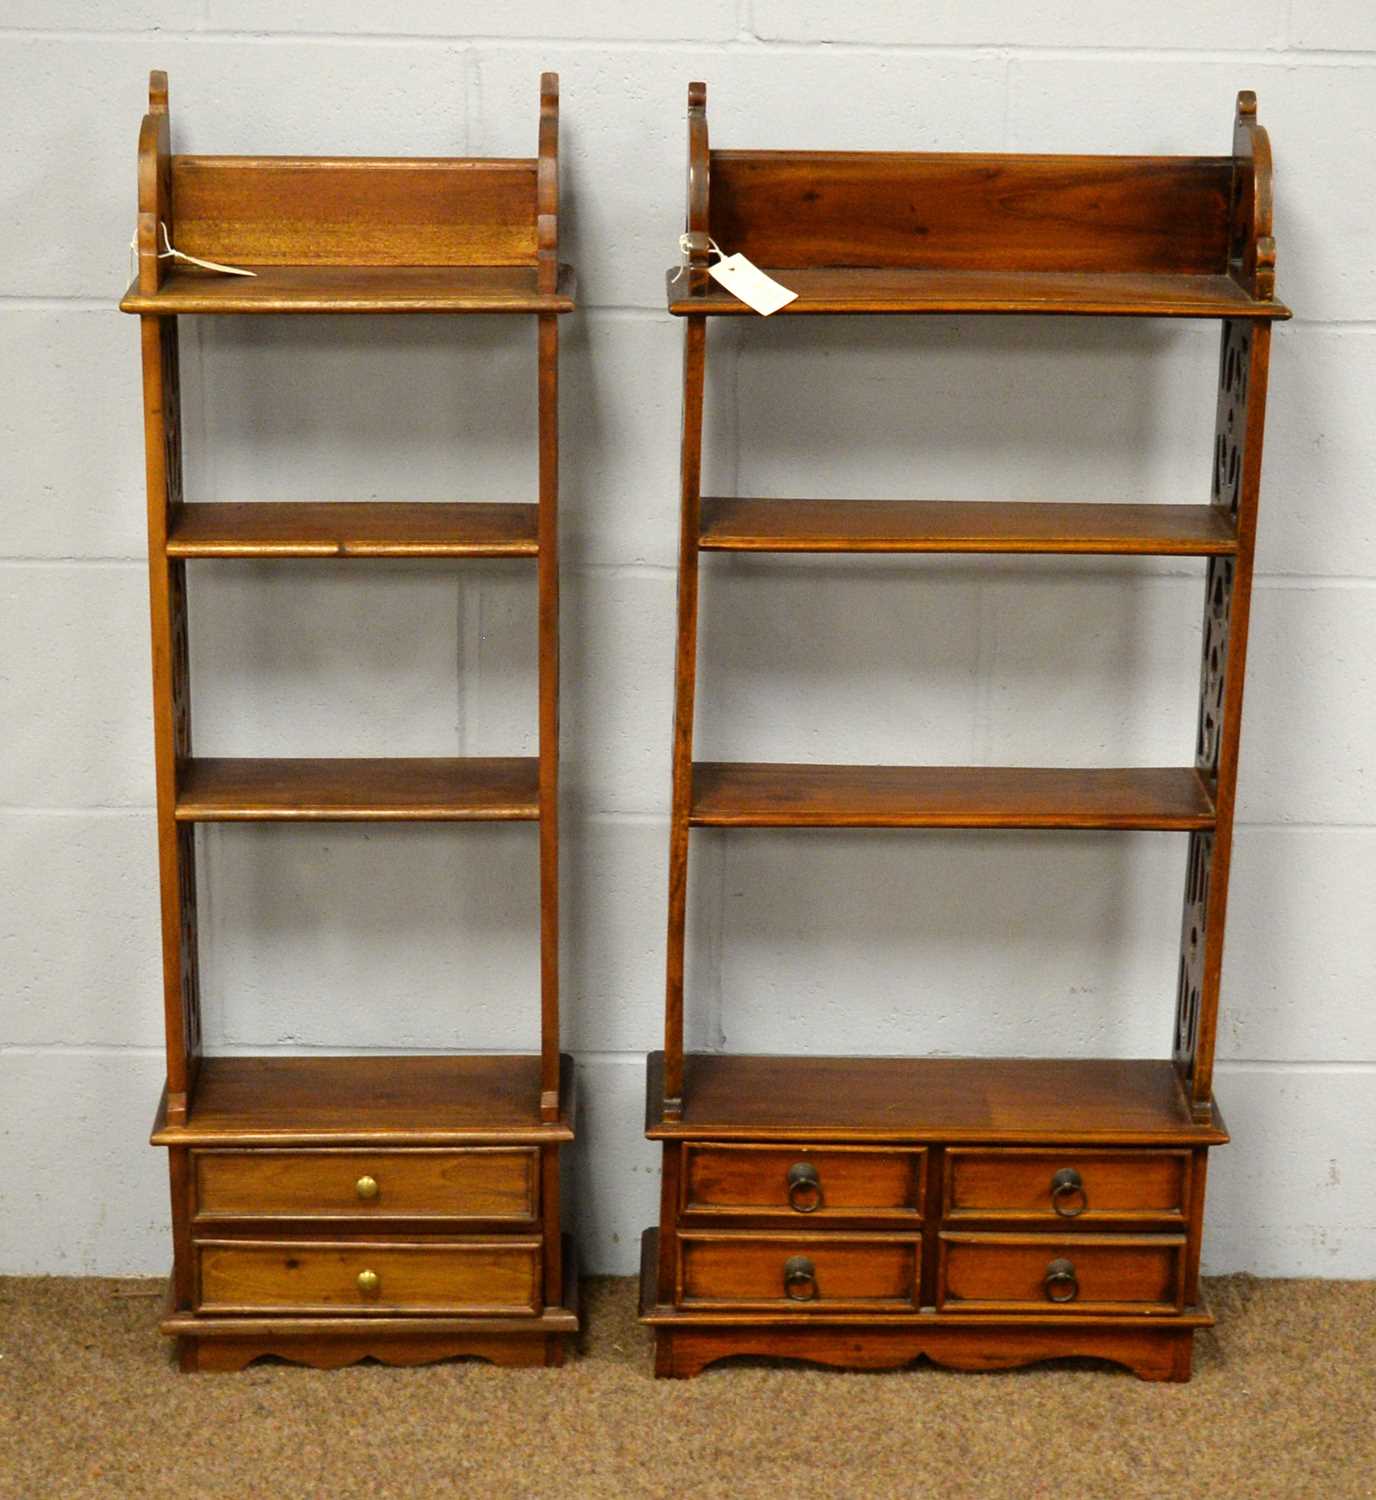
[[120, 72, 574, 316], [668, 86, 1289, 320]]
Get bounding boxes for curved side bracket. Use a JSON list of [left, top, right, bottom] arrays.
[[537, 72, 559, 295], [684, 81, 710, 294], [1229, 90, 1277, 301], [136, 69, 173, 295]]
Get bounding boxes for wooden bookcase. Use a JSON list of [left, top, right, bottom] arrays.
[[640, 84, 1289, 1381], [120, 71, 576, 1371]]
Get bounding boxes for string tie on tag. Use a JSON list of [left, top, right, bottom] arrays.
[[670, 233, 725, 282], [669, 233, 797, 314], [128, 221, 257, 281]]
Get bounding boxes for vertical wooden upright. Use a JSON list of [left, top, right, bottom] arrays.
[[122, 71, 578, 1371], [536, 77, 562, 1133], [663, 81, 711, 1124], [642, 86, 1288, 1381], [137, 75, 199, 1136], [1174, 96, 1278, 1123]]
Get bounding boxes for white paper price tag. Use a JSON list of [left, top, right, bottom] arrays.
[[707, 252, 797, 316]]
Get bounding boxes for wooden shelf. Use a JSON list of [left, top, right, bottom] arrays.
[[645, 1053, 1228, 1144], [166, 502, 539, 559], [152, 1054, 575, 1145], [667, 267, 1289, 319], [690, 763, 1216, 830], [699, 498, 1238, 556], [121, 263, 576, 315], [175, 757, 540, 822]]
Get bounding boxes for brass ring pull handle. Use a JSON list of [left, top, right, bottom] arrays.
[[783, 1256, 818, 1301], [786, 1162, 823, 1213], [1050, 1167, 1087, 1218], [356, 1268, 381, 1296], [1043, 1258, 1079, 1303], [355, 1175, 380, 1201]]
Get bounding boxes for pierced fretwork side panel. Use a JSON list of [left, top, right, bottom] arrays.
[[160, 320, 196, 1049], [1212, 319, 1250, 522], [169, 555, 198, 1067], [1176, 316, 1264, 1117], [160, 321, 190, 763], [1173, 830, 1212, 1086], [144, 313, 200, 1109], [1195, 556, 1234, 778], [177, 824, 203, 1060], [1199, 319, 1248, 781], [161, 316, 184, 517], [169, 559, 192, 761]]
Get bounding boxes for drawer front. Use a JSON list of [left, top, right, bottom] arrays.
[[193, 1148, 538, 1224], [678, 1234, 919, 1310], [196, 1239, 542, 1315], [944, 1149, 1189, 1228], [938, 1232, 1184, 1314], [683, 1144, 923, 1223]]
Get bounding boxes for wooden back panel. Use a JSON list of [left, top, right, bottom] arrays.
[[707, 151, 1235, 274], [170, 156, 539, 266]]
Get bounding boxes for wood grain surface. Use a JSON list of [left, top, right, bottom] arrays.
[[193, 1147, 539, 1223], [689, 763, 1217, 830], [174, 757, 540, 821], [698, 497, 1240, 555], [121, 263, 576, 314], [646, 1054, 1228, 1145], [196, 1238, 543, 1315], [151, 1054, 576, 1146], [166, 502, 540, 558]]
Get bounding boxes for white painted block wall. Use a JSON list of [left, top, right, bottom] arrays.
[[2, 2, 1373, 1280]]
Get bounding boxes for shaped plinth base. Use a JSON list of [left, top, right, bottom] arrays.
[[177, 1330, 566, 1372], [649, 1321, 1196, 1382]]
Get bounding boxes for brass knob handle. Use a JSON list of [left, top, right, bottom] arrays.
[[784, 1255, 818, 1301], [1050, 1167, 1087, 1218], [1044, 1258, 1079, 1303], [355, 1175, 379, 1201], [357, 1268, 380, 1296], [786, 1162, 822, 1213]]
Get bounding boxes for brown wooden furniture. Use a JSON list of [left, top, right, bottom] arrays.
[[642, 84, 1289, 1381], [120, 70, 575, 1371]]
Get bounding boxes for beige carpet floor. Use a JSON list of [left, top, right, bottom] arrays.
[[2, 1274, 1373, 1499]]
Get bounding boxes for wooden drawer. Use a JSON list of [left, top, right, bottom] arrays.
[[938, 1232, 1184, 1314], [678, 1233, 919, 1310], [196, 1239, 542, 1315], [944, 1149, 1189, 1228], [682, 1143, 924, 1223], [192, 1148, 538, 1225]]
